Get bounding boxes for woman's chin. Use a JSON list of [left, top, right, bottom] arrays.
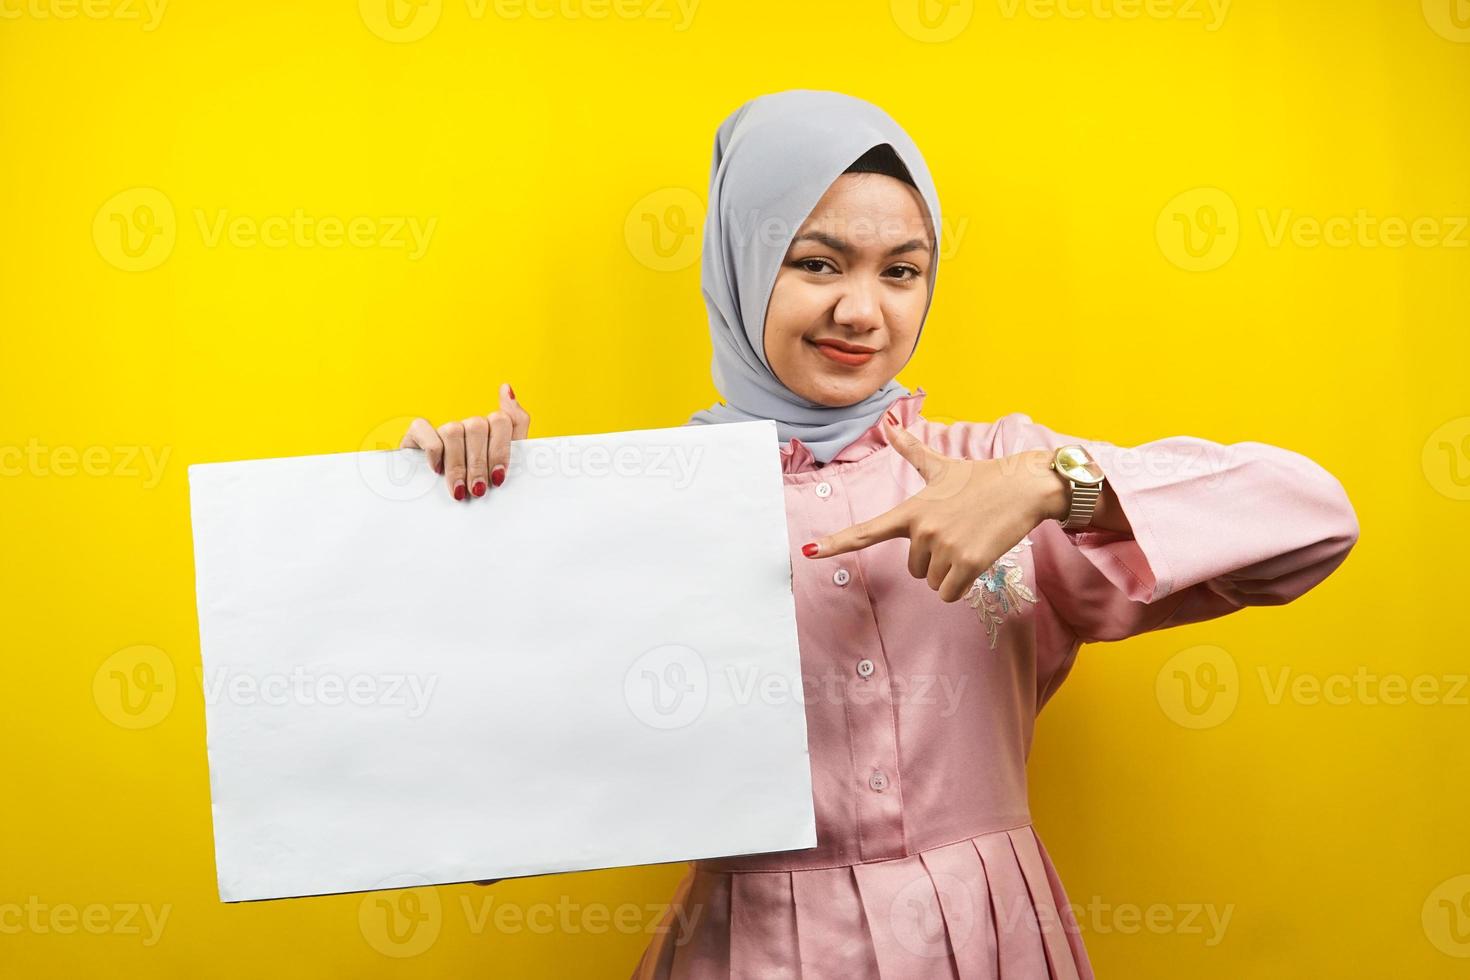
[[798, 370, 888, 408]]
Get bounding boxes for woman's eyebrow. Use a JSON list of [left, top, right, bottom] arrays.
[[791, 231, 934, 256]]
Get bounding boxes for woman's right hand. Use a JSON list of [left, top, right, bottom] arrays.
[[399, 383, 531, 499]]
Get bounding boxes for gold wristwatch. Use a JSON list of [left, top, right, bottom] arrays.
[[1050, 445, 1105, 531]]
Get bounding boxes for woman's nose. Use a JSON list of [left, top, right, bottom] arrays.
[[831, 277, 883, 331]]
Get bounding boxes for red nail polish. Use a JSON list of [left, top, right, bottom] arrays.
[[885, 410, 899, 426], [802, 543, 819, 558], [506, 385, 515, 400], [453, 482, 466, 501], [472, 481, 486, 497], [491, 466, 505, 487]]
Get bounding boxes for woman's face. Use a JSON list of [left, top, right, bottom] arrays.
[[763, 172, 935, 407]]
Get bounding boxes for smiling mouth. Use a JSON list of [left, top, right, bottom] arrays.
[[809, 338, 878, 367]]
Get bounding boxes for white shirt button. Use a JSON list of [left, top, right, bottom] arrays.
[[869, 770, 888, 792], [814, 481, 832, 498], [833, 568, 850, 586], [856, 658, 875, 678]]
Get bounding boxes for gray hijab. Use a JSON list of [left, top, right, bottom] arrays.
[[685, 89, 943, 463]]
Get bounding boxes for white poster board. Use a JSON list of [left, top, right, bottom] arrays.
[[188, 420, 816, 902]]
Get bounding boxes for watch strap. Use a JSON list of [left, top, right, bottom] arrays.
[[1050, 447, 1105, 531], [1059, 478, 1102, 530]]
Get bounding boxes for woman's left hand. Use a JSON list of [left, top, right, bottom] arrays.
[[802, 416, 1067, 603]]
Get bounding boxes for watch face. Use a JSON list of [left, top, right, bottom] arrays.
[[1055, 445, 1104, 484]]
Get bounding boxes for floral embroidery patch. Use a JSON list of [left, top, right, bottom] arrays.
[[965, 535, 1037, 649]]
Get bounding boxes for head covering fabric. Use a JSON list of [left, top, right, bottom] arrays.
[[685, 89, 943, 463]]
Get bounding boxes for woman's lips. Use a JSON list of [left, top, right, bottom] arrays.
[[809, 339, 877, 367]]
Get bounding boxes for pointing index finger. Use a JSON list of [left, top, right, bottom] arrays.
[[804, 501, 913, 559]]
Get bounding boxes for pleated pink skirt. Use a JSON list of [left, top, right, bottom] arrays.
[[631, 824, 1092, 979]]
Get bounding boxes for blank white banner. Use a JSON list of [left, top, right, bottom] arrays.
[[188, 420, 815, 902]]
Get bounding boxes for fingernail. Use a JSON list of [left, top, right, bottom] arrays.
[[802, 542, 819, 558], [453, 482, 466, 501], [433, 459, 443, 475], [490, 465, 506, 487], [885, 410, 899, 426], [506, 384, 516, 400], [472, 480, 486, 497]]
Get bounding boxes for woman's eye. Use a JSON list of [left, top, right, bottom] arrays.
[[792, 258, 921, 279]]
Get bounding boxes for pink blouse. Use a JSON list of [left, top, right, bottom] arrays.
[[633, 388, 1359, 979]]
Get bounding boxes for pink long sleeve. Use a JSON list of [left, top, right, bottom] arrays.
[[990, 411, 1361, 646], [636, 394, 1360, 977]]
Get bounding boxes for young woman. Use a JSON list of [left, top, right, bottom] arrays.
[[400, 90, 1359, 980]]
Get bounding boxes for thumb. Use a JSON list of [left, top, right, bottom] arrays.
[[803, 500, 913, 559], [499, 382, 531, 439], [884, 415, 946, 482]]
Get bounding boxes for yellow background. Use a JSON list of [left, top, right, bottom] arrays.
[[3, 0, 1468, 976]]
